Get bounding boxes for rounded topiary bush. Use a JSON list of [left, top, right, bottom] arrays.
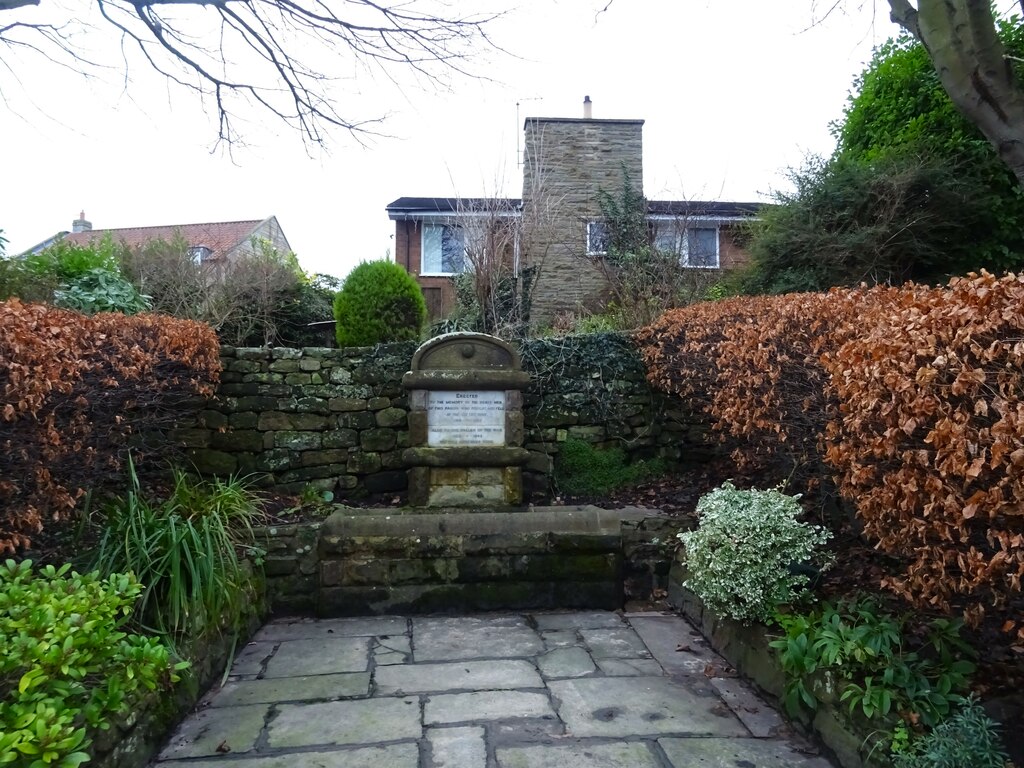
[[678, 482, 831, 624], [333, 260, 427, 347]]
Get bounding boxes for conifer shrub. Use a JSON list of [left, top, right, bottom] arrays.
[[333, 260, 426, 347]]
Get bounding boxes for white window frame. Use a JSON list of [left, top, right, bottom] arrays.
[[682, 227, 720, 269], [420, 222, 467, 276], [586, 220, 609, 256], [650, 217, 721, 269]]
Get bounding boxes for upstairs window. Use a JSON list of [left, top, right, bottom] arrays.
[[188, 245, 213, 264], [586, 220, 610, 256], [422, 223, 466, 275]]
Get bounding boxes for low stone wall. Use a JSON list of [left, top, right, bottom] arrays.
[[668, 562, 886, 768], [92, 569, 266, 768], [179, 333, 712, 500], [250, 509, 676, 618]]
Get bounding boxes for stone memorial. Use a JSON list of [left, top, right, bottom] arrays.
[[402, 333, 530, 507]]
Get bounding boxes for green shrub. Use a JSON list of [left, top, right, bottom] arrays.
[[0, 560, 180, 767], [334, 260, 426, 347], [772, 597, 975, 728], [892, 697, 1009, 768], [554, 437, 664, 495], [93, 461, 263, 639], [24, 238, 122, 283], [54, 268, 151, 315], [679, 482, 831, 623]]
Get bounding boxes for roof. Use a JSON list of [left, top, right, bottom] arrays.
[[647, 200, 763, 218], [387, 197, 762, 220], [386, 197, 521, 219], [60, 219, 268, 260]]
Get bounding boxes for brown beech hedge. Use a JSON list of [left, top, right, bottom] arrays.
[[637, 273, 1024, 626], [0, 300, 220, 554]]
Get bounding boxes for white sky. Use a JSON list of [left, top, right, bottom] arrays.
[[2, 1, 905, 279]]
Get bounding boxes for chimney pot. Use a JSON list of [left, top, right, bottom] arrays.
[[583, 95, 592, 119], [72, 210, 92, 234]]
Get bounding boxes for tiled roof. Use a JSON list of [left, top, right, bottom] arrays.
[[63, 220, 264, 260]]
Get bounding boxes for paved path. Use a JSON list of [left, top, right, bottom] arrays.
[[154, 611, 835, 767]]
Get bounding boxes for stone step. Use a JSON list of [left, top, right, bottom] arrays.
[[316, 505, 659, 616]]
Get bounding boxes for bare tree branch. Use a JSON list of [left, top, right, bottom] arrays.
[[0, 0, 505, 148]]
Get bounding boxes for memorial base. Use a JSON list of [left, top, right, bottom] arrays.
[[407, 465, 523, 508]]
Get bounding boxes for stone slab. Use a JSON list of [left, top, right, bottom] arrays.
[[595, 658, 665, 677], [549, 677, 748, 738], [155, 745, 419, 768], [581, 627, 650, 659], [263, 636, 370, 677], [156, 745, 420, 768], [532, 611, 626, 630], [375, 659, 542, 694], [658, 737, 835, 767], [628, 615, 722, 675], [536, 647, 596, 678], [254, 617, 407, 641], [268, 696, 421, 748], [540, 629, 580, 648], [211, 673, 370, 707], [374, 634, 412, 665], [496, 742, 662, 768], [230, 641, 277, 677], [158, 704, 268, 759], [413, 616, 543, 661], [424, 690, 555, 724], [709, 676, 785, 738], [427, 726, 487, 768]]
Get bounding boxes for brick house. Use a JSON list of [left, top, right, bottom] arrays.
[[24, 213, 292, 268], [387, 99, 761, 323]]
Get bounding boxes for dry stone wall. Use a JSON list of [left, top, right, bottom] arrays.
[[180, 334, 711, 499]]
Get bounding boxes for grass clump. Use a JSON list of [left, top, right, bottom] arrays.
[[554, 437, 665, 495], [92, 460, 264, 640]]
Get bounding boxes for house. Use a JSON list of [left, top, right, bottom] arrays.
[[387, 99, 762, 323], [23, 213, 292, 266]]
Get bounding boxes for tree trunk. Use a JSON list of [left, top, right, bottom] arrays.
[[890, 0, 1024, 187]]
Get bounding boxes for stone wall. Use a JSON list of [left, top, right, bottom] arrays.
[[181, 333, 712, 500]]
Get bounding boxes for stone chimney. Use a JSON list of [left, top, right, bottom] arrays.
[[72, 210, 92, 233], [520, 104, 644, 321], [583, 95, 593, 119]]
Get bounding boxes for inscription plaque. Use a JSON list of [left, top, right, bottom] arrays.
[[427, 390, 506, 447]]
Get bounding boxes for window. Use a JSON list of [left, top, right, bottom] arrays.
[[653, 223, 682, 256], [422, 223, 466, 275], [652, 222, 719, 268], [685, 228, 719, 268], [586, 220, 609, 256], [188, 245, 213, 264]]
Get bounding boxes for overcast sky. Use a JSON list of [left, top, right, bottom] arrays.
[[3, 1, 911, 278]]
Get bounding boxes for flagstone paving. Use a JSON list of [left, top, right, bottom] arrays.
[[154, 611, 836, 767]]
